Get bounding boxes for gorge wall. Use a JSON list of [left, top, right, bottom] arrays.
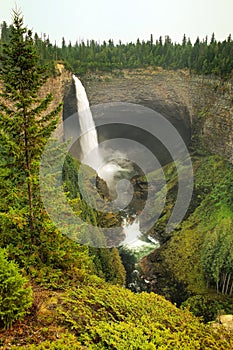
[[45, 67, 233, 300], [61, 68, 233, 164]]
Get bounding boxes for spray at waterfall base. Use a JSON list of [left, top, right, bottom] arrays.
[[39, 75, 193, 248]]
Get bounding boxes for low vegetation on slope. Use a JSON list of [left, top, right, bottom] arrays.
[[2, 279, 231, 349]]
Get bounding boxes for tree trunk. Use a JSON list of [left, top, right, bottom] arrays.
[[229, 280, 233, 296], [23, 106, 35, 235], [225, 273, 231, 295], [222, 273, 227, 294]]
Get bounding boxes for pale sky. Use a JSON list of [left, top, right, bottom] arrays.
[[0, 0, 232, 46]]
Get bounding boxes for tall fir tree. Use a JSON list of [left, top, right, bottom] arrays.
[[0, 11, 62, 254], [109, 247, 126, 286]]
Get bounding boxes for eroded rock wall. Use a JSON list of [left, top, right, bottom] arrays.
[[61, 68, 233, 164]]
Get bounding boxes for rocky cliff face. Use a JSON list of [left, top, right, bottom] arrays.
[[201, 81, 233, 162], [85, 69, 193, 139], [61, 68, 233, 164], [63, 69, 192, 148], [40, 67, 72, 139]]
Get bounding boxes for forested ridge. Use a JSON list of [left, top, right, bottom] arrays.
[[0, 10, 233, 349], [1, 20, 233, 78]]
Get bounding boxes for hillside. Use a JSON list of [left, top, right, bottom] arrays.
[[139, 156, 233, 299], [1, 279, 233, 349], [1, 13, 233, 349]]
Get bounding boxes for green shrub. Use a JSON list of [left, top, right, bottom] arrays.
[[181, 295, 220, 323], [12, 333, 82, 349], [0, 248, 33, 328]]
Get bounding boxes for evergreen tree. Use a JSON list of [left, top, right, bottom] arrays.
[[182, 34, 187, 47], [119, 246, 137, 286], [90, 247, 126, 286], [109, 247, 126, 286], [2, 17, 233, 78], [0, 11, 62, 255], [0, 21, 10, 43]]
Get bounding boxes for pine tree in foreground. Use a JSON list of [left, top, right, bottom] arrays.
[[0, 10, 62, 257], [0, 11, 95, 287]]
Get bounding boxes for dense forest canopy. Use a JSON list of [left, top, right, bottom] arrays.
[[0, 20, 233, 78]]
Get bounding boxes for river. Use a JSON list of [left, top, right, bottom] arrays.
[[121, 217, 160, 261]]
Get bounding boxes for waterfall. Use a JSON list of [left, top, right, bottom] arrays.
[[73, 74, 123, 188], [73, 74, 101, 169], [73, 74, 160, 253]]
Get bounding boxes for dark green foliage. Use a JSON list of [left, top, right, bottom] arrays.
[[0, 248, 32, 328], [182, 295, 220, 323], [119, 246, 137, 286], [195, 157, 233, 294], [62, 155, 126, 285], [89, 247, 126, 286], [153, 155, 233, 300], [182, 294, 233, 324], [62, 154, 80, 199], [0, 19, 57, 75], [33, 33, 58, 75], [201, 218, 233, 295], [0, 12, 95, 288], [109, 247, 126, 285], [59, 34, 233, 78]]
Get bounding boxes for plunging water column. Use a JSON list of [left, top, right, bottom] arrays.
[[72, 75, 102, 170]]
